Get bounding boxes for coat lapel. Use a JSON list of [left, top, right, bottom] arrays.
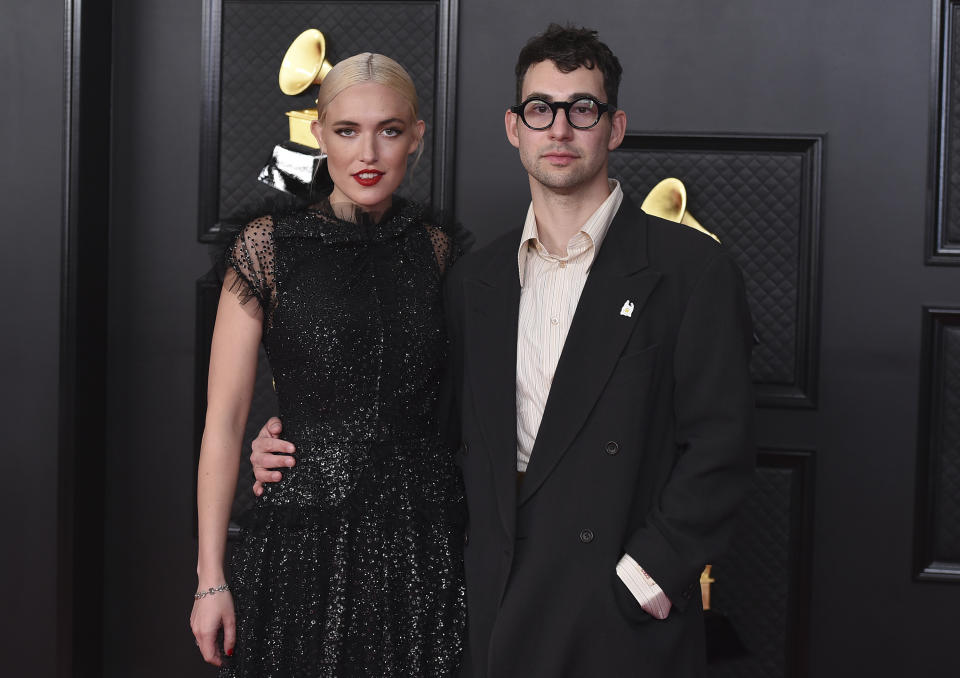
[[519, 201, 661, 505], [464, 245, 521, 536]]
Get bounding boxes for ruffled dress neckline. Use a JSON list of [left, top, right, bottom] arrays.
[[302, 197, 417, 245]]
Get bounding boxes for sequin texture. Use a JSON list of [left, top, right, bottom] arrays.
[[220, 198, 466, 677]]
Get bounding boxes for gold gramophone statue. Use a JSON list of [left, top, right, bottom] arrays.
[[640, 178, 721, 243], [278, 28, 334, 148], [258, 29, 336, 197]]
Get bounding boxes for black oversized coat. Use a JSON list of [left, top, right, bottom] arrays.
[[443, 196, 756, 678]]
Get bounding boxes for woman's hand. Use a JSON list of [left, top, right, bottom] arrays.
[[190, 590, 236, 666], [251, 416, 296, 496]]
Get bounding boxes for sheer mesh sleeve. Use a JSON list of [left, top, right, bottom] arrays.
[[424, 220, 474, 276], [222, 215, 277, 322]]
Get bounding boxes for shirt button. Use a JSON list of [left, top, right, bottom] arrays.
[[579, 529, 595, 543], [605, 441, 619, 455], [551, 317, 559, 325]]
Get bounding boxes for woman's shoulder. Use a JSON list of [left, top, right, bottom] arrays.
[[395, 198, 475, 273], [392, 197, 461, 235], [236, 214, 276, 240]]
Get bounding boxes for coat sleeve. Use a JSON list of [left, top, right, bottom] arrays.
[[624, 251, 756, 611]]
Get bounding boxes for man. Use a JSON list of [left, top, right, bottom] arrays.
[[251, 24, 755, 677]]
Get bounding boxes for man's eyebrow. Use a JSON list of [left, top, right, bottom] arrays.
[[523, 92, 601, 102]]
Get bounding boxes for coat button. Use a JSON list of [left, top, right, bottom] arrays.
[[460, 442, 468, 456], [579, 529, 595, 543], [604, 441, 619, 455], [463, 531, 469, 546]]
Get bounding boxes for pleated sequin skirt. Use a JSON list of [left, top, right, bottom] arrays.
[[221, 439, 465, 678]]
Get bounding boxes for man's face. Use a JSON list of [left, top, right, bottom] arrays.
[[505, 60, 626, 193]]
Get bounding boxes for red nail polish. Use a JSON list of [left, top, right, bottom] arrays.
[[226, 649, 234, 657]]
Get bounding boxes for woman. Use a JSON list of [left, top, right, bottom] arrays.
[[190, 53, 465, 677]]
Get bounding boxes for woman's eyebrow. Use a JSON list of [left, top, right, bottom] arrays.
[[329, 117, 406, 126]]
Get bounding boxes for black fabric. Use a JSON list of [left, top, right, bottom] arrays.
[[444, 196, 756, 678], [220, 198, 467, 677]]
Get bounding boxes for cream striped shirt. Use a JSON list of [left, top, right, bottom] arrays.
[[515, 179, 672, 619], [515, 180, 622, 472]]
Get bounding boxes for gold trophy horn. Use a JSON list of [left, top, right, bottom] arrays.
[[279, 28, 334, 94], [640, 177, 720, 243], [278, 29, 335, 148]]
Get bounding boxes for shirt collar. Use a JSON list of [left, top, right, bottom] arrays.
[[517, 179, 623, 286]]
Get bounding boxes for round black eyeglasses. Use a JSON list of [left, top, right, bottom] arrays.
[[509, 96, 614, 130]]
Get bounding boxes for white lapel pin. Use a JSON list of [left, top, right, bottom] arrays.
[[620, 300, 635, 318]]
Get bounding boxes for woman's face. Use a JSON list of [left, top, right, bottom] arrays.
[[312, 82, 425, 214]]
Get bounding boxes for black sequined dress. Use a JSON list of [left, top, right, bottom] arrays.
[[220, 198, 465, 677]]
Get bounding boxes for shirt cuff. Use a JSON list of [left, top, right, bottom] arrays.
[[615, 553, 673, 620]]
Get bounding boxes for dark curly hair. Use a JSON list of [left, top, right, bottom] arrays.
[[515, 24, 623, 107]]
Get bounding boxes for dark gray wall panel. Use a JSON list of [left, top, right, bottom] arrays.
[[106, 0, 212, 675], [0, 2, 64, 676], [916, 308, 960, 580], [709, 451, 813, 678], [938, 326, 960, 562], [937, 325, 960, 561]]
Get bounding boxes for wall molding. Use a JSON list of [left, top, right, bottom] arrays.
[[915, 307, 960, 581], [927, 0, 960, 263], [58, 0, 112, 674]]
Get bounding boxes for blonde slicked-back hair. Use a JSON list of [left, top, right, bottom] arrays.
[[317, 52, 420, 119], [316, 52, 423, 164]]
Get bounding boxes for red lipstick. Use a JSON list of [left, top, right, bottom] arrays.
[[352, 169, 384, 187]]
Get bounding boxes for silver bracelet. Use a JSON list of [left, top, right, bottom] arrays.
[[194, 584, 230, 600]]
